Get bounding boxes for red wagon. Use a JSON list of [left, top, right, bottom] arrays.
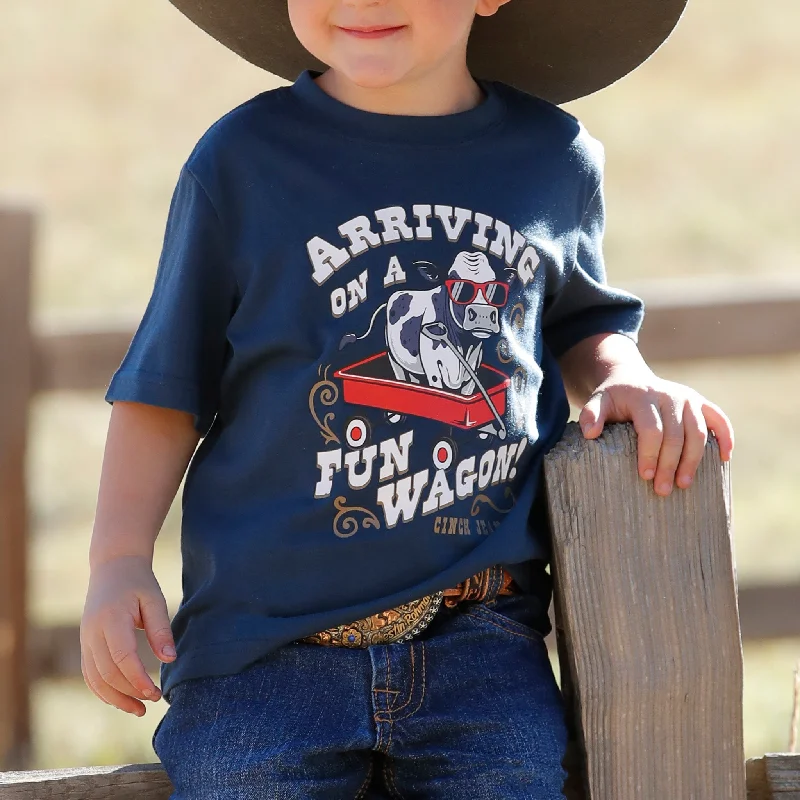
[[334, 351, 510, 430]]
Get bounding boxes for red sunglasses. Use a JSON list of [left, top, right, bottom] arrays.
[[444, 279, 509, 307]]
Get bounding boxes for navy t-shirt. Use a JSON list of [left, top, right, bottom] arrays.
[[106, 68, 644, 702]]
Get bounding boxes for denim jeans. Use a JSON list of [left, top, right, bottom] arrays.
[[152, 592, 569, 799]]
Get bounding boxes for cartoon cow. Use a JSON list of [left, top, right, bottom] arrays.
[[340, 251, 514, 400]]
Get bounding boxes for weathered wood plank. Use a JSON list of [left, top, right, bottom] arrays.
[[31, 325, 133, 393], [737, 585, 800, 641], [746, 754, 800, 799], [544, 422, 746, 799], [764, 753, 800, 797], [631, 277, 800, 361], [747, 756, 771, 800], [0, 763, 172, 799], [0, 208, 35, 770], [2, 755, 799, 799]]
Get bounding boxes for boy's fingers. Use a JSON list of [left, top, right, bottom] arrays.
[[83, 627, 139, 701], [652, 398, 684, 496], [701, 399, 734, 460], [139, 595, 176, 663], [91, 640, 150, 703], [579, 392, 606, 438], [94, 618, 156, 701], [82, 648, 146, 716], [81, 650, 108, 705], [631, 399, 663, 480], [675, 402, 708, 488]]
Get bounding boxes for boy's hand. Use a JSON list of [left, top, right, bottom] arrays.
[[80, 555, 177, 716], [578, 367, 734, 496]]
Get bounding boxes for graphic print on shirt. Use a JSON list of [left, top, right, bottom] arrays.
[[338, 250, 516, 436], [307, 204, 544, 539]]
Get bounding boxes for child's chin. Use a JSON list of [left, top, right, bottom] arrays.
[[333, 59, 414, 88]]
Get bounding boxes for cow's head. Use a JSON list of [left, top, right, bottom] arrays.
[[415, 252, 514, 339]]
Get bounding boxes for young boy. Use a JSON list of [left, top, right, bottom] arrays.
[[81, 0, 734, 796]]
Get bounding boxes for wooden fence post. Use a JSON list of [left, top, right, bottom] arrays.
[[0, 208, 35, 770], [544, 422, 745, 799]]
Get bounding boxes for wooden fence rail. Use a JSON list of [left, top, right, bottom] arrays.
[[3, 205, 800, 773], [1, 755, 799, 799]]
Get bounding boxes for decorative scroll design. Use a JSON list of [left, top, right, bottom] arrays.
[[309, 364, 341, 445], [496, 337, 513, 364], [509, 301, 525, 330], [470, 486, 516, 516], [498, 302, 526, 364], [332, 496, 381, 538], [512, 365, 527, 393]]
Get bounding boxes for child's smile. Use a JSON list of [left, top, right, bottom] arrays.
[[336, 24, 407, 40]]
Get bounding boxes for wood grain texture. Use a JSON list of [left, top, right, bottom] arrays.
[[2, 756, 799, 799], [0, 763, 172, 799], [0, 209, 35, 770], [544, 422, 746, 799], [747, 756, 772, 800], [763, 753, 800, 797], [746, 755, 800, 799]]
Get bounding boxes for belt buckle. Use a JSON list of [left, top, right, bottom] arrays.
[[299, 590, 444, 648]]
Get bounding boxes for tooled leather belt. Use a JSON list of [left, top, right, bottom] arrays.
[[298, 565, 521, 648]]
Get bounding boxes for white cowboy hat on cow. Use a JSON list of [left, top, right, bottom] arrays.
[[166, 0, 688, 104]]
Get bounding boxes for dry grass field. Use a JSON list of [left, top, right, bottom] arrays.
[[3, 0, 799, 769]]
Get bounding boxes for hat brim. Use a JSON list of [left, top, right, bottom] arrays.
[[168, 0, 687, 104]]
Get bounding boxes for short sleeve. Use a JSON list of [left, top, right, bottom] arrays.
[[105, 165, 238, 435], [541, 177, 644, 359]]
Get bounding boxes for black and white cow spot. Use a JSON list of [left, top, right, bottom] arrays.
[[389, 293, 412, 324], [429, 288, 453, 350], [399, 314, 424, 358]]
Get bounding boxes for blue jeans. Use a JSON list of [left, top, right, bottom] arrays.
[[152, 592, 569, 799]]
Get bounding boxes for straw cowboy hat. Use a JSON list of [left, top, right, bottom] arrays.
[[167, 0, 688, 104]]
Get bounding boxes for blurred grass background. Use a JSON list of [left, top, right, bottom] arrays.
[[2, 0, 799, 769]]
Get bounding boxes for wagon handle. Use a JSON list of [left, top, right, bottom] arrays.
[[421, 322, 507, 440]]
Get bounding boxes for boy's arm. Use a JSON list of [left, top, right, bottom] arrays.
[[557, 332, 734, 497], [89, 401, 200, 568], [82, 401, 200, 716]]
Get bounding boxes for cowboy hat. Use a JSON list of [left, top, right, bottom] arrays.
[[167, 0, 687, 104]]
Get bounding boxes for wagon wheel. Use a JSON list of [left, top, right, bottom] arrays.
[[345, 416, 372, 448]]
